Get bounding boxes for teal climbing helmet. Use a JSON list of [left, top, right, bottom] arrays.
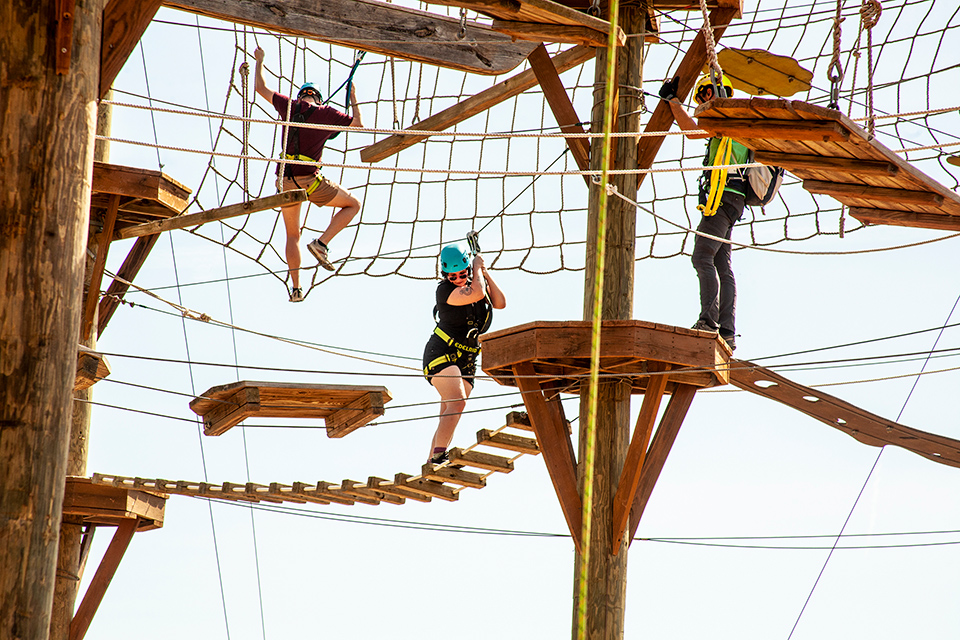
[[440, 243, 470, 273], [297, 82, 322, 102]]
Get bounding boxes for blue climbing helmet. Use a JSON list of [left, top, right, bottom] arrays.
[[297, 82, 322, 102], [440, 243, 470, 274]]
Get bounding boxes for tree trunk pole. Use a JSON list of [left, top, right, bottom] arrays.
[[574, 3, 643, 639], [0, 1, 104, 639], [49, 93, 112, 640]]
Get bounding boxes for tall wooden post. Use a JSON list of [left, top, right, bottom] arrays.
[[49, 93, 113, 640], [0, 1, 104, 639], [574, 2, 643, 639]]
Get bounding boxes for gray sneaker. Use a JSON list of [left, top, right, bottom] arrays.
[[307, 239, 335, 271], [691, 319, 718, 332], [289, 287, 304, 303], [720, 334, 736, 351]]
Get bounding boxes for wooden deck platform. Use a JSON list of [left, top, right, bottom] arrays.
[[63, 476, 165, 531], [189, 381, 393, 437], [92, 162, 191, 232], [694, 97, 960, 231], [480, 320, 732, 393], [92, 412, 539, 507]]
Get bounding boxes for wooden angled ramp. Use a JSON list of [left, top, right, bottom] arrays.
[[92, 412, 541, 507], [729, 360, 960, 469], [694, 97, 960, 230], [189, 381, 392, 437]]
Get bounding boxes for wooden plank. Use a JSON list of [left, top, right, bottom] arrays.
[[100, 0, 162, 98], [448, 447, 515, 472], [64, 478, 165, 529], [200, 386, 260, 436], [55, 0, 77, 74], [267, 483, 307, 504], [289, 482, 333, 505], [421, 463, 487, 488], [115, 191, 306, 240], [527, 44, 590, 180], [636, 6, 739, 187], [341, 479, 403, 505], [491, 20, 611, 47], [164, 0, 537, 76], [729, 360, 960, 469], [69, 518, 138, 640], [477, 428, 541, 454], [75, 347, 111, 391], [505, 410, 533, 431], [97, 234, 158, 337], [514, 361, 582, 551], [611, 370, 668, 553], [360, 45, 595, 163], [696, 118, 850, 143], [428, 0, 622, 39], [393, 473, 459, 501], [627, 384, 696, 545], [753, 151, 898, 176], [803, 180, 943, 206], [81, 195, 119, 341], [367, 476, 432, 503], [849, 207, 960, 232], [325, 391, 386, 438]]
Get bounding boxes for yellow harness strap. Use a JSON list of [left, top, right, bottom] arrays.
[[433, 327, 480, 354], [697, 136, 733, 217]]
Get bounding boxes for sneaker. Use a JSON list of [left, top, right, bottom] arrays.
[[428, 450, 449, 465], [720, 334, 737, 351], [289, 287, 304, 303], [307, 239, 335, 271], [691, 319, 718, 333]]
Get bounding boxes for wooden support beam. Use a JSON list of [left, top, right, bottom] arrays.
[[729, 360, 960, 469], [696, 118, 850, 143], [477, 428, 541, 454], [753, 151, 898, 177], [81, 195, 119, 341], [527, 44, 590, 182], [164, 0, 536, 76], [97, 234, 158, 337], [421, 464, 487, 488], [448, 447, 515, 473], [514, 361, 582, 551], [611, 370, 668, 554], [360, 45, 595, 163], [326, 390, 387, 438], [849, 207, 960, 232], [69, 518, 138, 640], [491, 20, 612, 47], [636, 7, 739, 187], [425, 0, 621, 41], [75, 346, 111, 391], [55, 0, 77, 74], [627, 384, 696, 545], [115, 191, 306, 240], [803, 180, 944, 206], [100, 0, 162, 99]]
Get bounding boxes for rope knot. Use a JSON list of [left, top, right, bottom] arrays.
[[861, 0, 881, 29]]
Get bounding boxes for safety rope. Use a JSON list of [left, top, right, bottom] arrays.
[[699, 0, 724, 96], [827, 0, 845, 110], [276, 39, 298, 192], [860, 0, 882, 140]]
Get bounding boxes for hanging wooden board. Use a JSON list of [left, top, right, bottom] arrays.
[[703, 48, 812, 97], [164, 0, 538, 76], [695, 97, 960, 230]]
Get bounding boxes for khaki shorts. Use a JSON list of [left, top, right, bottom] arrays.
[[283, 174, 341, 207]]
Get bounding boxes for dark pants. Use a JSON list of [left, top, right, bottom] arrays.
[[692, 193, 745, 339]]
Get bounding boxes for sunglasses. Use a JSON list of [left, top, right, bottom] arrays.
[[446, 269, 470, 282]]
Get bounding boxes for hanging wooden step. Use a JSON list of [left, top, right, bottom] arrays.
[[477, 428, 542, 454], [75, 346, 111, 391], [694, 97, 960, 230], [189, 381, 392, 437]]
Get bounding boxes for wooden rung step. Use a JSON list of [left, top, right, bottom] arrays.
[[421, 463, 486, 489], [504, 410, 532, 431], [477, 429, 541, 455], [267, 483, 308, 504], [292, 481, 350, 505], [367, 476, 432, 503], [393, 473, 458, 502], [447, 448, 514, 473], [341, 479, 403, 505]]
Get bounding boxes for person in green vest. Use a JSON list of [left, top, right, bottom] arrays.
[[660, 74, 748, 351]]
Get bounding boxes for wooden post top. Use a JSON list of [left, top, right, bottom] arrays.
[[480, 320, 732, 393]]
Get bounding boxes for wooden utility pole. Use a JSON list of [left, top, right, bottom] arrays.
[[0, 1, 104, 639], [573, 2, 644, 638]]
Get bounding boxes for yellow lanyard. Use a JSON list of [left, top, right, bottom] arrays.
[[697, 136, 733, 217]]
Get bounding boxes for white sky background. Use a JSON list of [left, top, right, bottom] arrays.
[[81, 1, 960, 638]]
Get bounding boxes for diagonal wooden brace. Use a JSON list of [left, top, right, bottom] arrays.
[[514, 361, 582, 551], [627, 383, 697, 546], [611, 368, 669, 554], [81, 194, 119, 342]]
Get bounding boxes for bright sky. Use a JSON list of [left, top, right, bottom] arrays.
[[82, 2, 960, 639]]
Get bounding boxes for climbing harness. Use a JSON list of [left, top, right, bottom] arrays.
[[432, 327, 480, 354]]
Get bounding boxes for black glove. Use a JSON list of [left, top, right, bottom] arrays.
[[659, 77, 680, 101]]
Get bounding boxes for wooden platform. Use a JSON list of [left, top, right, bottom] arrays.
[[63, 476, 165, 531], [92, 162, 191, 233], [92, 412, 538, 507], [480, 320, 732, 393], [189, 381, 393, 437], [694, 97, 960, 230]]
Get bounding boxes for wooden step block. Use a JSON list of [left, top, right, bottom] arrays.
[[341, 479, 402, 505], [448, 448, 514, 473], [477, 429, 541, 455], [75, 346, 111, 391], [267, 483, 307, 504], [421, 463, 486, 489], [393, 473, 458, 502], [367, 476, 432, 503], [505, 411, 532, 431], [292, 481, 349, 505]]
